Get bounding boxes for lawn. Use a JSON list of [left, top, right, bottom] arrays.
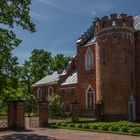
[[55, 121, 140, 136]]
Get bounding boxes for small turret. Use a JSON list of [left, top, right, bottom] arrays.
[[95, 13, 135, 120], [95, 13, 134, 32]]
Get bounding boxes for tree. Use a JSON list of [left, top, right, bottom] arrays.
[[48, 94, 62, 117], [0, 0, 35, 98], [20, 49, 52, 111], [20, 51, 71, 106], [0, 55, 21, 102], [51, 54, 71, 71], [29, 49, 52, 82]]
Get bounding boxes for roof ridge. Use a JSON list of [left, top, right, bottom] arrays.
[[77, 19, 97, 47]]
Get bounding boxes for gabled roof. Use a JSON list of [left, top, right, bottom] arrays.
[[32, 71, 60, 87], [61, 71, 77, 86], [32, 56, 77, 87]]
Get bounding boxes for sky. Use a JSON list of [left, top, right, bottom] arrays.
[[12, 0, 140, 65]]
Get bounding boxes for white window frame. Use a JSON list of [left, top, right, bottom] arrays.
[[85, 47, 93, 72], [86, 85, 95, 109]]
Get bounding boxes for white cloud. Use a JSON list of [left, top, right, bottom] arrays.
[[34, 0, 65, 11], [30, 12, 58, 22], [34, 0, 95, 15], [91, 10, 97, 16], [34, 0, 114, 16]]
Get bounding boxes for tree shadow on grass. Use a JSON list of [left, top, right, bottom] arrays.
[[0, 134, 59, 140]]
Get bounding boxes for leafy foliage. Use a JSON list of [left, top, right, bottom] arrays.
[[20, 50, 70, 101], [51, 54, 71, 71], [48, 94, 62, 117], [0, 0, 35, 102], [29, 49, 52, 82], [0, 0, 35, 31], [57, 121, 140, 135]]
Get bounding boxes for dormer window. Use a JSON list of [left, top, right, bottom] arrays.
[[85, 48, 93, 74], [37, 88, 43, 98]]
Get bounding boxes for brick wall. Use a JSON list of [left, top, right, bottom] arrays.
[[135, 31, 140, 119], [77, 44, 96, 109], [95, 15, 135, 118], [59, 84, 77, 112], [32, 84, 59, 98]]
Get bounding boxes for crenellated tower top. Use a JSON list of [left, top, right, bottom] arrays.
[[95, 13, 134, 32]]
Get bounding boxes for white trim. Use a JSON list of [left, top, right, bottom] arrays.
[[59, 88, 67, 90], [86, 85, 95, 109], [68, 87, 76, 89], [85, 47, 93, 71], [48, 86, 53, 97], [95, 26, 135, 37]]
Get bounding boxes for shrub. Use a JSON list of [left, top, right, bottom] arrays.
[[48, 94, 62, 117], [76, 124, 83, 128], [119, 126, 129, 132], [56, 122, 61, 126], [130, 127, 140, 134], [61, 122, 67, 127], [99, 125, 109, 131], [68, 123, 75, 127], [91, 125, 98, 130], [109, 125, 119, 131], [82, 124, 90, 129]]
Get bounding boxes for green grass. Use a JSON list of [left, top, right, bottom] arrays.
[[54, 121, 140, 136], [0, 116, 7, 119]]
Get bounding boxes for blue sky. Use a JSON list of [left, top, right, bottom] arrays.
[[12, 0, 140, 65]]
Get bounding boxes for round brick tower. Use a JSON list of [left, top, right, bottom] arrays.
[[95, 14, 135, 120]]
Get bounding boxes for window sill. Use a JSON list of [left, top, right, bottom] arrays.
[[85, 69, 94, 75]]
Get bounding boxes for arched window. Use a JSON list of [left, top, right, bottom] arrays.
[[112, 20, 116, 26], [37, 88, 43, 98], [48, 86, 53, 97], [86, 85, 95, 109], [85, 48, 93, 74], [61, 103, 65, 112]]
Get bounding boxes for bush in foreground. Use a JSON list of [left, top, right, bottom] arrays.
[[56, 121, 140, 135]]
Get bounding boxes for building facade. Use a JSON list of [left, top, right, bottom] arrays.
[[32, 13, 140, 121]]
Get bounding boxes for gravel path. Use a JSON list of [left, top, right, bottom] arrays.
[[0, 128, 140, 140]]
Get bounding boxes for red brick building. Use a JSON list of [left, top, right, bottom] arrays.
[[32, 14, 140, 121]]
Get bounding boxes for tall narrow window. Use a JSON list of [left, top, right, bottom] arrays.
[[60, 89, 65, 97], [85, 48, 93, 74], [86, 85, 95, 109], [71, 88, 76, 96], [37, 88, 43, 98], [48, 86, 53, 97], [103, 47, 107, 64], [122, 48, 126, 64]]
